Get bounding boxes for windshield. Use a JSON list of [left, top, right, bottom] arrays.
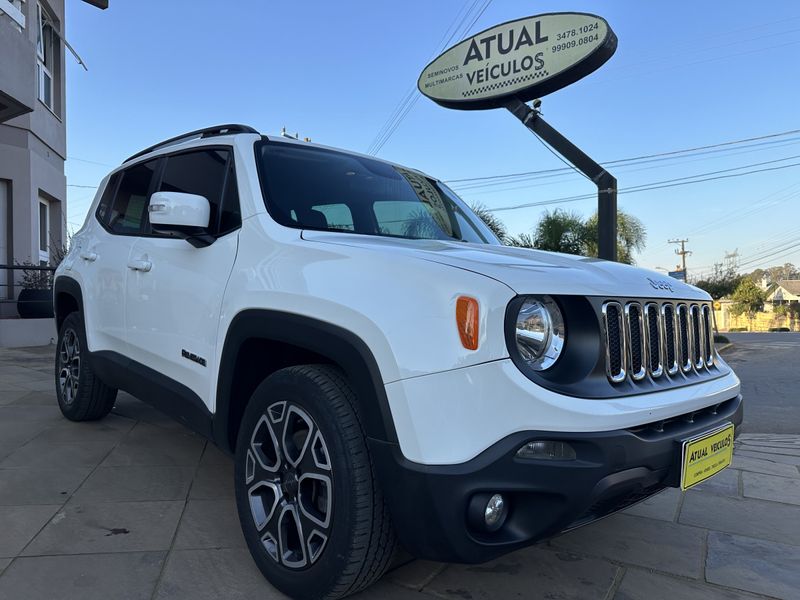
[[256, 141, 499, 244]]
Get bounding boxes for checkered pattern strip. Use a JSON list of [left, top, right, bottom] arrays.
[[461, 69, 550, 97]]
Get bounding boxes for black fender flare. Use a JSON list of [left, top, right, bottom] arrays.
[[213, 309, 398, 451], [53, 276, 84, 330]]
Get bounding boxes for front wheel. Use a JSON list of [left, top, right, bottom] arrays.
[[234, 365, 396, 600], [55, 312, 117, 421]]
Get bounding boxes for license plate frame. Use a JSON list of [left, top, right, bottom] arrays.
[[680, 422, 735, 491]]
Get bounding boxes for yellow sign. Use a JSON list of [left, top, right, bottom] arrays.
[[680, 423, 734, 490], [713, 301, 721, 310]]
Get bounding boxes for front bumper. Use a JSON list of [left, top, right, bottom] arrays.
[[371, 394, 743, 563]]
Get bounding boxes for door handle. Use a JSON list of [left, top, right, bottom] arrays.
[[80, 251, 97, 262], [127, 259, 152, 272]]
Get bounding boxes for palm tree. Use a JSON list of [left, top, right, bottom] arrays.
[[470, 205, 646, 264], [469, 203, 507, 243], [584, 210, 646, 264], [528, 209, 588, 254]]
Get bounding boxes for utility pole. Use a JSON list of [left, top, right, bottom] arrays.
[[668, 239, 692, 276]]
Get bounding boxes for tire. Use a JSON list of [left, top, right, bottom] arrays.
[[234, 365, 396, 600], [55, 312, 117, 421]]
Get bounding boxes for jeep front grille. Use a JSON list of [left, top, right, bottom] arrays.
[[625, 303, 646, 381], [662, 303, 678, 375], [677, 304, 691, 372], [602, 302, 626, 383], [602, 300, 714, 384]]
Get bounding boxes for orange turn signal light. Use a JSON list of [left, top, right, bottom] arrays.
[[456, 296, 480, 350]]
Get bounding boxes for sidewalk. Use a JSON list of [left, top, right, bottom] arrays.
[[1, 345, 798, 599]]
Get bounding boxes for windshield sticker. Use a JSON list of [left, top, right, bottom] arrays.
[[395, 167, 454, 237]]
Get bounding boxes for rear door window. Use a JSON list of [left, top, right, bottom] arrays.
[[107, 160, 158, 234]]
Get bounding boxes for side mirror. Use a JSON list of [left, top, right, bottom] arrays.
[[148, 191, 213, 247]]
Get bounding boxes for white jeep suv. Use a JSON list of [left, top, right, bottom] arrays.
[[54, 124, 742, 600]]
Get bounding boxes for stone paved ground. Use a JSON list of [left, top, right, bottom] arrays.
[[0, 345, 799, 600]]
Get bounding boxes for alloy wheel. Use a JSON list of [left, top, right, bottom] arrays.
[[58, 328, 81, 405], [246, 401, 333, 568]]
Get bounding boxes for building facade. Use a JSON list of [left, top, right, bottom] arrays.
[[0, 0, 105, 316]]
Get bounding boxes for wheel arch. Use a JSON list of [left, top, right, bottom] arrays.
[[53, 276, 84, 331], [214, 309, 398, 453]]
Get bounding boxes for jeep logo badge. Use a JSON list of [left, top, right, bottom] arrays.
[[647, 277, 674, 292]]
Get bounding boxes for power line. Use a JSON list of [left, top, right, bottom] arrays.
[[681, 184, 800, 238], [365, 0, 482, 156], [530, 129, 593, 183], [599, 15, 800, 71], [446, 127, 800, 184], [456, 139, 800, 196], [67, 156, 114, 167], [366, 0, 493, 156], [738, 237, 800, 269], [369, 0, 493, 155], [488, 158, 800, 212]]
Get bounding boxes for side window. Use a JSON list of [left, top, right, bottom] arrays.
[[219, 158, 242, 235], [108, 160, 158, 234], [311, 204, 354, 231], [158, 149, 230, 235], [95, 171, 121, 226]]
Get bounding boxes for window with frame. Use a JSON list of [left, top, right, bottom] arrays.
[[219, 157, 241, 235], [156, 149, 241, 236], [106, 160, 158, 235], [309, 204, 354, 231], [257, 142, 497, 244], [38, 197, 49, 264], [3, 0, 26, 30], [36, 3, 55, 111], [95, 171, 121, 226]]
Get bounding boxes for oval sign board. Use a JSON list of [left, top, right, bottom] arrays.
[[418, 12, 617, 110]]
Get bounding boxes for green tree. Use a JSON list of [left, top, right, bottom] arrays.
[[505, 232, 538, 249], [730, 278, 766, 324], [470, 206, 647, 264], [585, 210, 646, 265], [694, 263, 742, 299], [767, 263, 799, 284], [520, 209, 587, 254], [469, 203, 508, 243], [746, 263, 799, 286]]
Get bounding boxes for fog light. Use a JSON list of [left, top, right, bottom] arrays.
[[516, 440, 576, 460], [484, 493, 507, 531]]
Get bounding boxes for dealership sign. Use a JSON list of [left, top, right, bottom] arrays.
[[418, 13, 617, 110]]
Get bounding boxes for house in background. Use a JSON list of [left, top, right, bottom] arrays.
[[714, 280, 800, 332], [765, 280, 800, 311], [0, 0, 106, 338]]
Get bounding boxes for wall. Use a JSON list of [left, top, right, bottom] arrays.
[[714, 306, 799, 332], [0, 317, 55, 347], [0, 0, 66, 318], [0, 14, 37, 120]]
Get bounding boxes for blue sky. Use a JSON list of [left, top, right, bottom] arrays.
[[64, 0, 800, 278]]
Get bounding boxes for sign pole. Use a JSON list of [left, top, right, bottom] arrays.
[[504, 98, 617, 261], [417, 12, 620, 260]]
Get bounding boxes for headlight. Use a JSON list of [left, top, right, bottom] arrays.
[[514, 295, 565, 371]]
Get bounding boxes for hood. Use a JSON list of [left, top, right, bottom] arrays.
[[301, 231, 709, 301]]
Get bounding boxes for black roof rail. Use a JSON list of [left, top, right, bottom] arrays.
[[123, 124, 259, 164]]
